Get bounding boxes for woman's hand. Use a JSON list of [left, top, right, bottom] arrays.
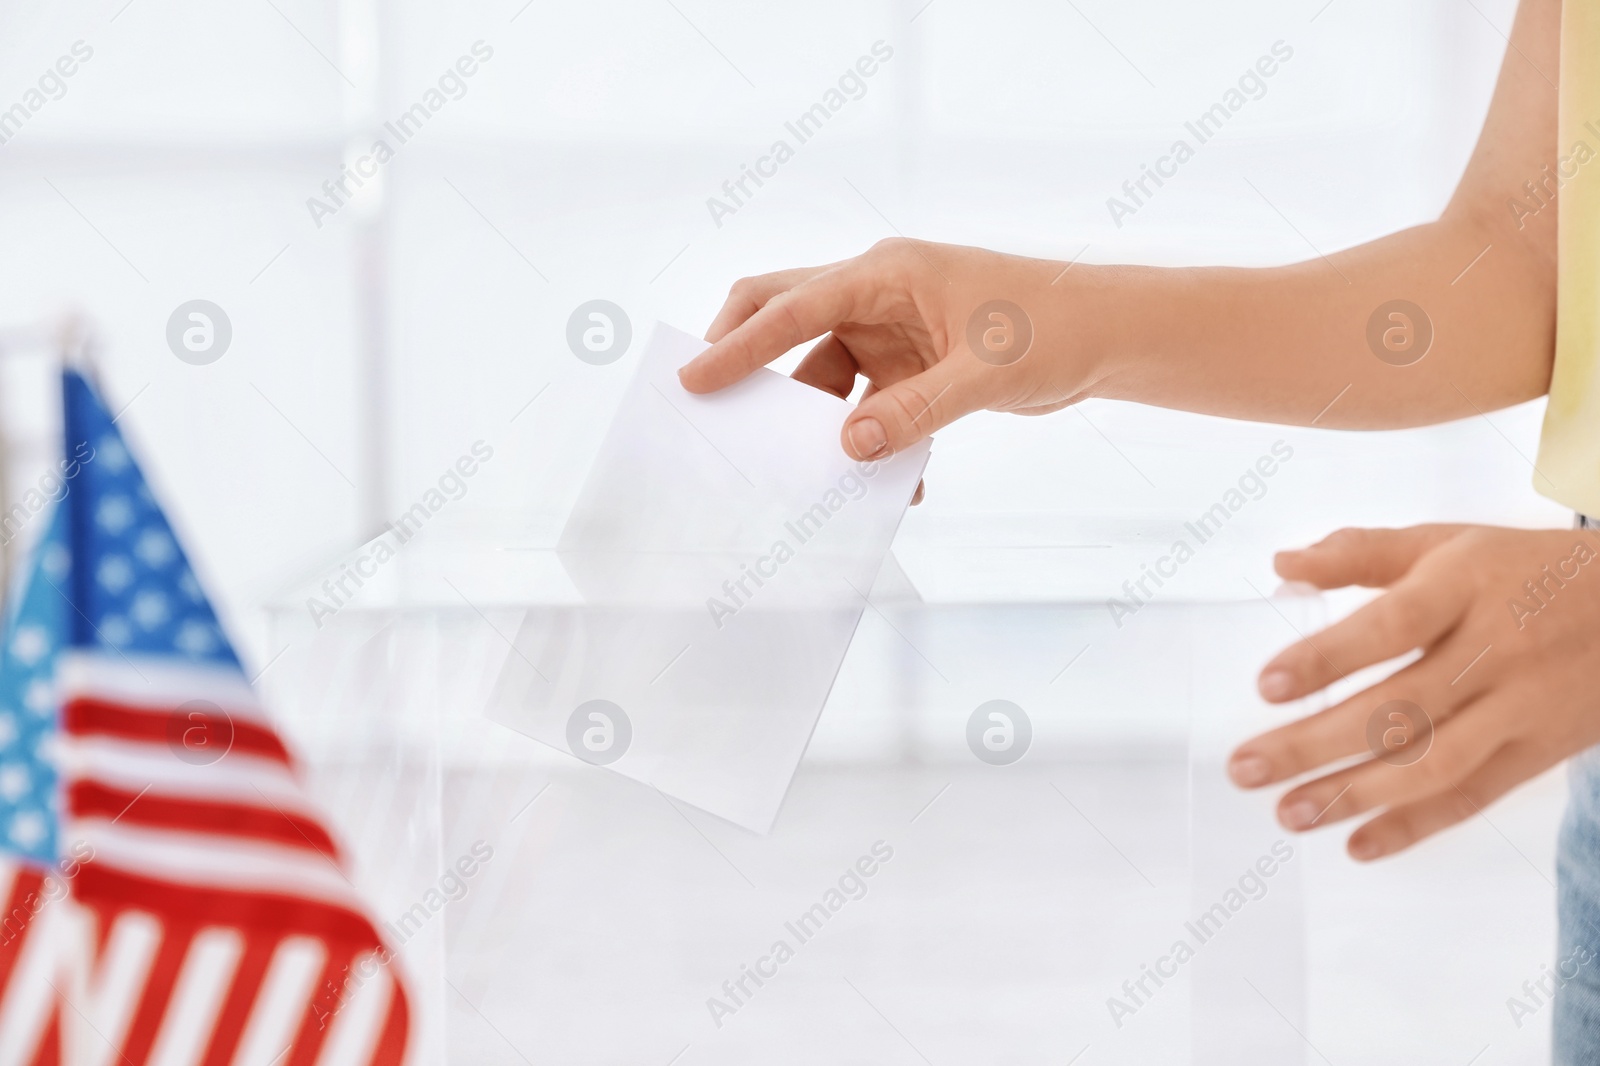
[[679, 239, 1104, 462], [1229, 524, 1600, 860]]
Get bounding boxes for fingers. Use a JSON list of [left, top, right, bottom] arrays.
[[1257, 551, 1474, 703], [1230, 651, 1458, 787], [841, 357, 987, 460], [887, 379, 927, 504], [1344, 739, 1554, 860], [1274, 525, 1467, 589], [681, 263, 868, 393], [702, 266, 830, 344], [1270, 693, 1513, 833], [792, 334, 860, 400]]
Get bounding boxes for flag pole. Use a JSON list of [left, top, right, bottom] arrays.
[[55, 311, 99, 387], [0, 312, 98, 596]]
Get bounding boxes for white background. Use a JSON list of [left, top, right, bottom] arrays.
[[0, 0, 1566, 663]]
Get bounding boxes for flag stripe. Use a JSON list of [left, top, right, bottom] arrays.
[[67, 781, 340, 860], [63, 696, 292, 765], [368, 980, 411, 1066], [119, 920, 195, 1066], [199, 932, 278, 1066], [58, 650, 271, 724], [75, 865, 383, 948], [0, 866, 58, 1066], [26, 1001, 58, 1066], [0, 868, 45, 998], [72, 736, 309, 809], [286, 943, 356, 1066], [79, 824, 359, 907]]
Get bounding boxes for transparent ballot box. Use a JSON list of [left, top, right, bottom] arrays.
[[263, 523, 1321, 1065]]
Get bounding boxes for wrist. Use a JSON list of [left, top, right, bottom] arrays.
[[1036, 261, 1180, 404]]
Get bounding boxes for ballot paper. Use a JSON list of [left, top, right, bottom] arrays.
[[487, 323, 931, 832]]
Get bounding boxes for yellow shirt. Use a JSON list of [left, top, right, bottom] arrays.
[[1537, 0, 1600, 514]]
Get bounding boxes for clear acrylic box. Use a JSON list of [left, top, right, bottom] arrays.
[[262, 520, 1322, 1065]]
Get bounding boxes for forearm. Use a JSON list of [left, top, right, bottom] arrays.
[[684, 2, 1558, 456], [1076, 213, 1554, 428], [1065, 0, 1558, 430]]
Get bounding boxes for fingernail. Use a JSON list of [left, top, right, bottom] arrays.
[[847, 417, 888, 460], [1349, 837, 1381, 861], [1228, 754, 1271, 788], [1258, 669, 1294, 701], [1273, 549, 1304, 572], [1282, 800, 1321, 830]]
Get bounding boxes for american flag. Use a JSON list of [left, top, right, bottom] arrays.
[[0, 370, 410, 1065]]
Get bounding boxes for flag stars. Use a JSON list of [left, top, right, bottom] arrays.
[[22, 680, 52, 717], [11, 626, 49, 666], [175, 620, 217, 656], [97, 435, 130, 472], [98, 556, 134, 593], [33, 734, 59, 765], [178, 570, 203, 603], [131, 590, 170, 630], [0, 763, 30, 802], [96, 495, 136, 534], [100, 616, 133, 647], [135, 529, 176, 568], [8, 810, 46, 850], [0, 713, 16, 748]]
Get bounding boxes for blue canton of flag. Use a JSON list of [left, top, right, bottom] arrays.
[[0, 505, 68, 864], [0, 368, 415, 1065], [61, 370, 238, 670], [0, 370, 241, 867]]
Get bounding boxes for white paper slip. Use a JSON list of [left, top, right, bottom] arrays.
[[486, 322, 931, 832]]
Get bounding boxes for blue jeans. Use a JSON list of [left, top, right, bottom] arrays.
[[1550, 514, 1600, 1061], [1557, 745, 1600, 1062]]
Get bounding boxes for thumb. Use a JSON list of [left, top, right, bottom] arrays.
[[1275, 524, 1468, 589], [840, 359, 984, 461]]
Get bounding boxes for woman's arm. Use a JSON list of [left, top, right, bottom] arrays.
[[1091, 0, 1560, 428], [681, 0, 1560, 455]]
